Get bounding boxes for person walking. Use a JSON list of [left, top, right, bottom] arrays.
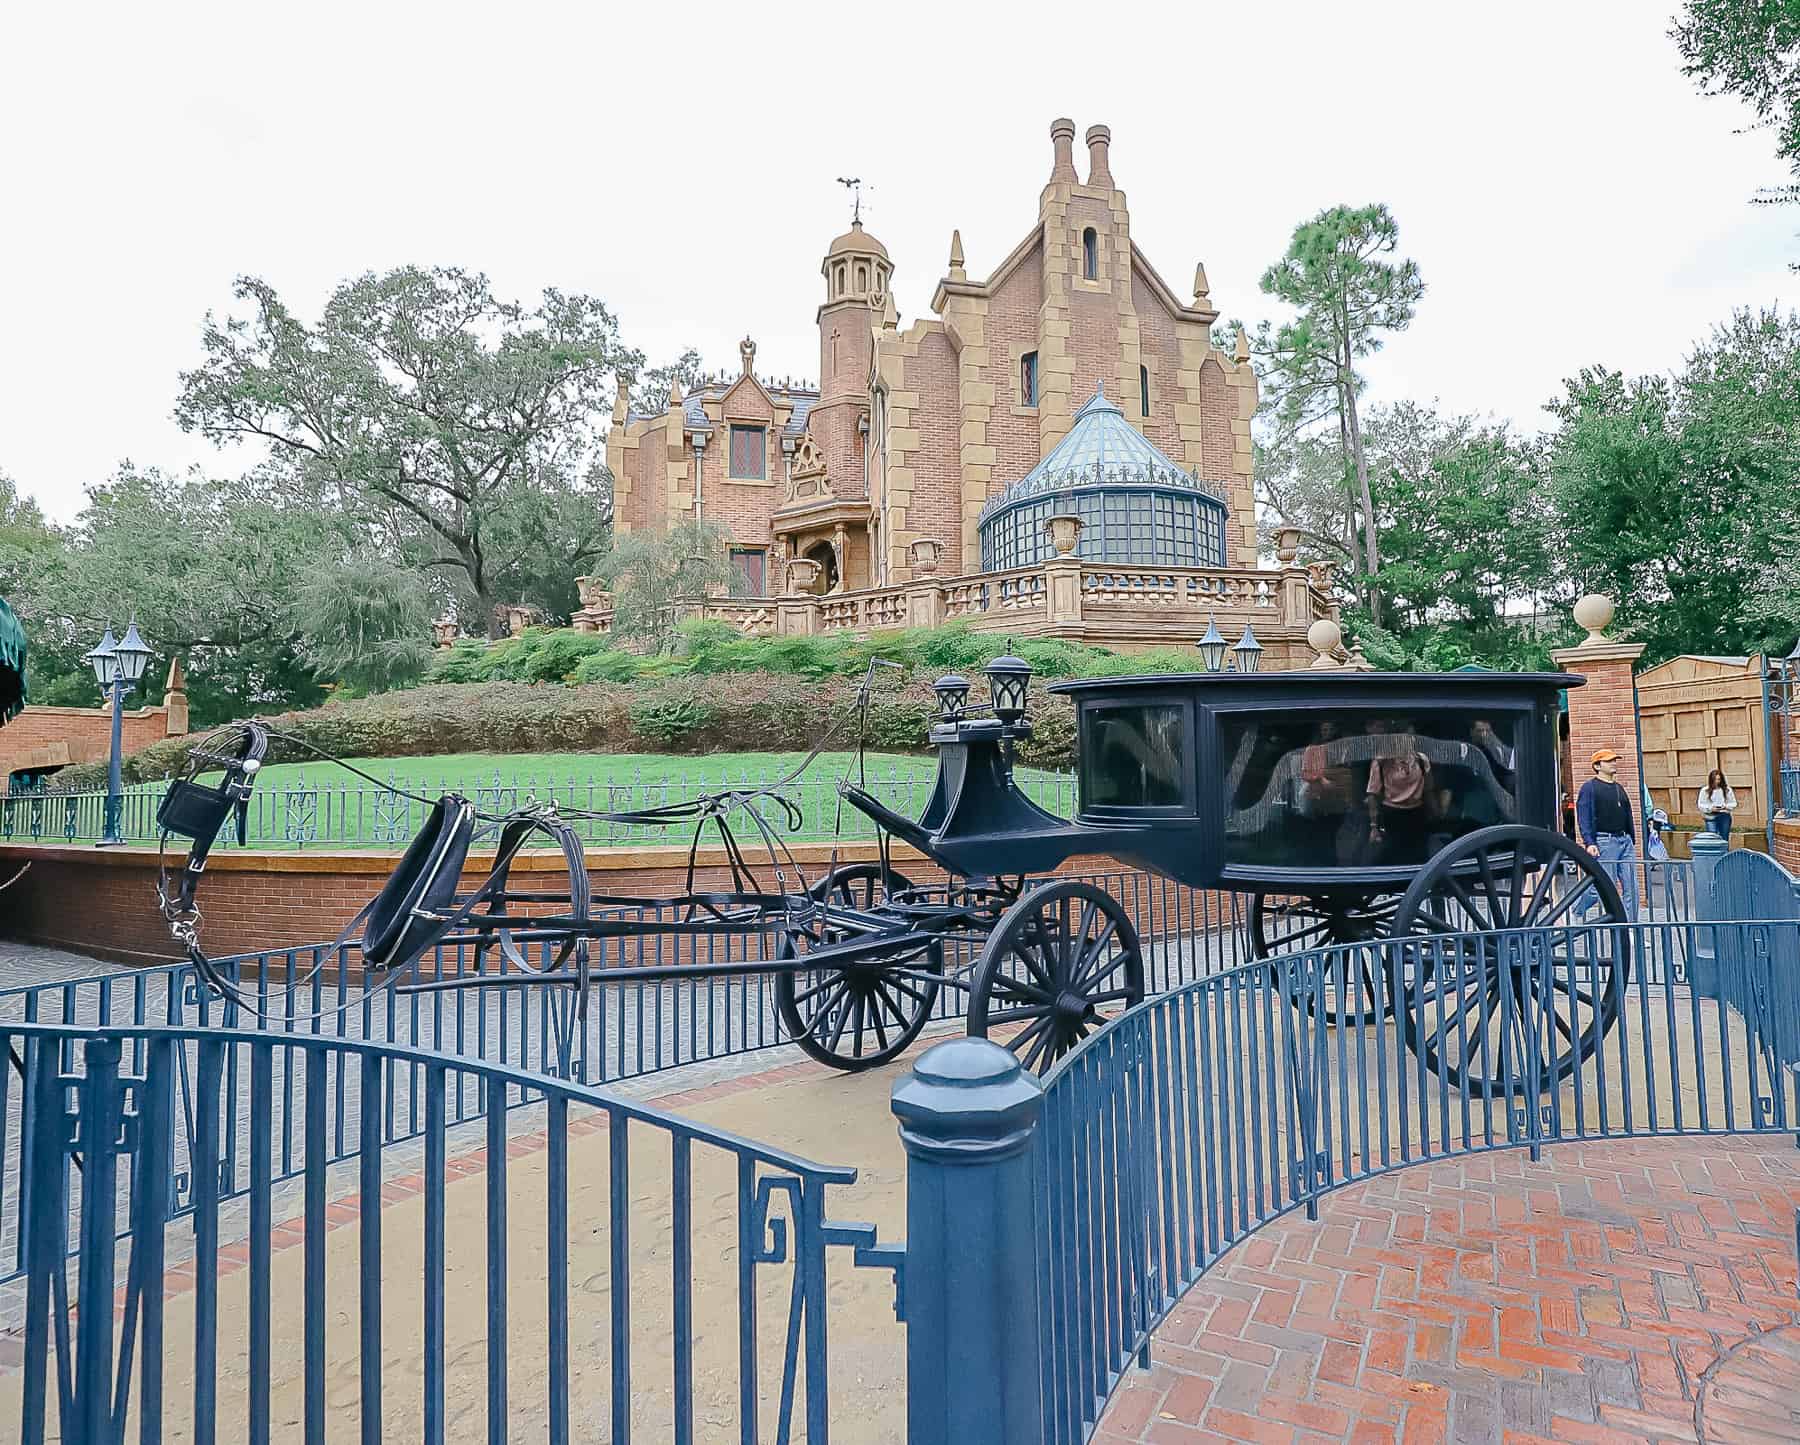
[[1696, 769, 1738, 843], [1576, 749, 1640, 921]]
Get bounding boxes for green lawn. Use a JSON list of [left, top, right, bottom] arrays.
[[91, 751, 1073, 850]]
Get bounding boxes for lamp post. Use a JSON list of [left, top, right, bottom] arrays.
[[83, 619, 152, 847]]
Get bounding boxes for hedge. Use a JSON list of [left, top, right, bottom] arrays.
[[59, 671, 1081, 788]]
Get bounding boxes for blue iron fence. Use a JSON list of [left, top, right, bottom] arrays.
[[1782, 761, 1799, 817], [1, 764, 1080, 849], [7, 852, 1782, 1444], [4, 1022, 901, 1444]]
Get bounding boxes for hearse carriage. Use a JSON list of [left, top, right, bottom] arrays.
[[156, 655, 1628, 1094]]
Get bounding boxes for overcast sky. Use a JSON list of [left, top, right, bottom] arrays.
[[3, 1, 1792, 522]]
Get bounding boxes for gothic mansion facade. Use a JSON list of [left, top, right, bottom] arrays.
[[591, 119, 1261, 612]]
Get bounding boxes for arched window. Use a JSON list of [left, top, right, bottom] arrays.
[[1082, 228, 1098, 280], [855, 262, 868, 292], [835, 263, 846, 296], [1020, 351, 1039, 408], [1140, 364, 1151, 417]]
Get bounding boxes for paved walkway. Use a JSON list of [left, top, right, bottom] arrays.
[[1096, 1137, 1800, 1445]]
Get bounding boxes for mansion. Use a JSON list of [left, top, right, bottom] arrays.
[[577, 119, 1332, 662]]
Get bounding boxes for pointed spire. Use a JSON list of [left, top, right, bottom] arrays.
[[612, 371, 631, 424], [948, 228, 966, 281], [1192, 262, 1210, 306], [667, 376, 684, 408], [1234, 327, 1251, 363]]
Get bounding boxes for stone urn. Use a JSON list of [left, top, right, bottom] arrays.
[[785, 557, 823, 596], [1573, 593, 1615, 644], [430, 618, 458, 648], [908, 536, 942, 577], [1305, 560, 1336, 592], [1044, 513, 1084, 557], [1275, 528, 1301, 566]]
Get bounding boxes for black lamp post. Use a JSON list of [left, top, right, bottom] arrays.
[[984, 655, 1032, 724], [1232, 622, 1264, 674], [83, 619, 153, 846], [932, 674, 971, 722], [1196, 615, 1229, 673]]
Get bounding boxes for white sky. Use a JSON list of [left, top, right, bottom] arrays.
[[2, 0, 1792, 523]]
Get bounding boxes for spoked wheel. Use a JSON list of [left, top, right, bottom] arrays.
[[1389, 824, 1631, 1096], [775, 864, 942, 1071], [967, 880, 1145, 1076], [1250, 892, 1400, 1024]]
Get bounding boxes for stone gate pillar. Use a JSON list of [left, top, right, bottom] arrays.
[[1552, 595, 1646, 843]]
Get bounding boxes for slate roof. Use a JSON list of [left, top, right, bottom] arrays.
[[627, 380, 820, 434]]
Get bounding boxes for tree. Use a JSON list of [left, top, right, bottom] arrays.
[[1254, 204, 1425, 620], [1368, 405, 1554, 636], [1543, 308, 1800, 662], [294, 553, 435, 693], [1674, 1, 1800, 227], [592, 520, 746, 654], [175, 267, 641, 635], [633, 347, 705, 414]]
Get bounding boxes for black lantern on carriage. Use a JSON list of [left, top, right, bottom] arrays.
[[932, 674, 971, 722], [1232, 623, 1264, 675], [984, 655, 1032, 723], [1196, 615, 1229, 674]]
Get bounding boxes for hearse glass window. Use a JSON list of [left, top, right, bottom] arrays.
[[1218, 709, 1521, 869], [1081, 703, 1186, 808]]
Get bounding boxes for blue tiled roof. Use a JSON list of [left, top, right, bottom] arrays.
[[627, 380, 819, 434], [981, 381, 1228, 519]]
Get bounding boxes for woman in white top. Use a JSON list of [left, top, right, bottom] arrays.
[[1697, 769, 1738, 842]]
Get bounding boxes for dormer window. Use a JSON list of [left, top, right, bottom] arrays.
[[1082, 228, 1098, 281], [1021, 351, 1039, 408]]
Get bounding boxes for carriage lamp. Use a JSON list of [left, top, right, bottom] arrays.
[[1232, 623, 1264, 674], [1196, 615, 1229, 673], [84, 618, 154, 847], [985, 655, 1033, 723], [932, 674, 971, 722]]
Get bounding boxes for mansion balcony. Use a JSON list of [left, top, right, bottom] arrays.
[[573, 552, 1340, 671]]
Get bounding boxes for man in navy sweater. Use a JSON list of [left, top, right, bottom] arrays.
[[1576, 748, 1639, 921]]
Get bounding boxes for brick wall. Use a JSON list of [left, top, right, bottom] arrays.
[[0, 838, 1234, 969], [1774, 818, 1800, 874], [1553, 642, 1648, 836], [0, 703, 179, 790]]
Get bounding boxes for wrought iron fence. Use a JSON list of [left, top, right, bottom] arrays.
[[1782, 761, 1799, 816], [3, 764, 1079, 849], [3, 1023, 897, 1444], [1028, 914, 1800, 1442]]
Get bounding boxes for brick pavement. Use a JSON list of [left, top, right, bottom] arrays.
[[1096, 1137, 1800, 1445]]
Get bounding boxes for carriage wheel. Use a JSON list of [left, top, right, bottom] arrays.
[[1389, 824, 1631, 1097], [1249, 892, 1400, 1024], [966, 880, 1145, 1076], [775, 864, 942, 1072]]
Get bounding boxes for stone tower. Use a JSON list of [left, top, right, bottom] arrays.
[[811, 219, 892, 501]]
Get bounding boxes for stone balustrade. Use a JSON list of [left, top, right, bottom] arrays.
[[573, 557, 1337, 667]]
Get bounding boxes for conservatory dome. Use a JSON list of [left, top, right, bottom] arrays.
[[977, 382, 1230, 573]]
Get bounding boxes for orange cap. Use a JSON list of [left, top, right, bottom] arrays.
[[1590, 748, 1619, 765]]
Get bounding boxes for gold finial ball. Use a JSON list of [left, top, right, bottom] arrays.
[[1573, 593, 1615, 643], [1307, 618, 1343, 667]]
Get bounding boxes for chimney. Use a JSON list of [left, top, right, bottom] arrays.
[[1085, 124, 1113, 188], [1049, 118, 1077, 184]]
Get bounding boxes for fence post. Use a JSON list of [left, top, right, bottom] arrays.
[[1689, 831, 1726, 998], [891, 1037, 1046, 1445]]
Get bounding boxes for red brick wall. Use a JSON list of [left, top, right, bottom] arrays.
[[0, 704, 176, 790], [1774, 818, 1800, 874], [0, 839, 1237, 968], [909, 330, 965, 574], [1133, 279, 1186, 459], [1199, 358, 1234, 481], [1557, 647, 1647, 838], [982, 245, 1048, 495]]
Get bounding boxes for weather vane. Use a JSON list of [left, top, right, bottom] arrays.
[[836, 176, 863, 224]]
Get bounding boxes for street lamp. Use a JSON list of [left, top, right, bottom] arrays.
[[1195, 615, 1229, 673], [984, 655, 1033, 724], [84, 618, 153, 846], [1232, 623, 1264, 674], [932, 674, 971, 722]]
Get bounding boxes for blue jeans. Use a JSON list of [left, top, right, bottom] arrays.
[[1705, 813, 1731, 842], [1592, 832, 1640, 922]]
